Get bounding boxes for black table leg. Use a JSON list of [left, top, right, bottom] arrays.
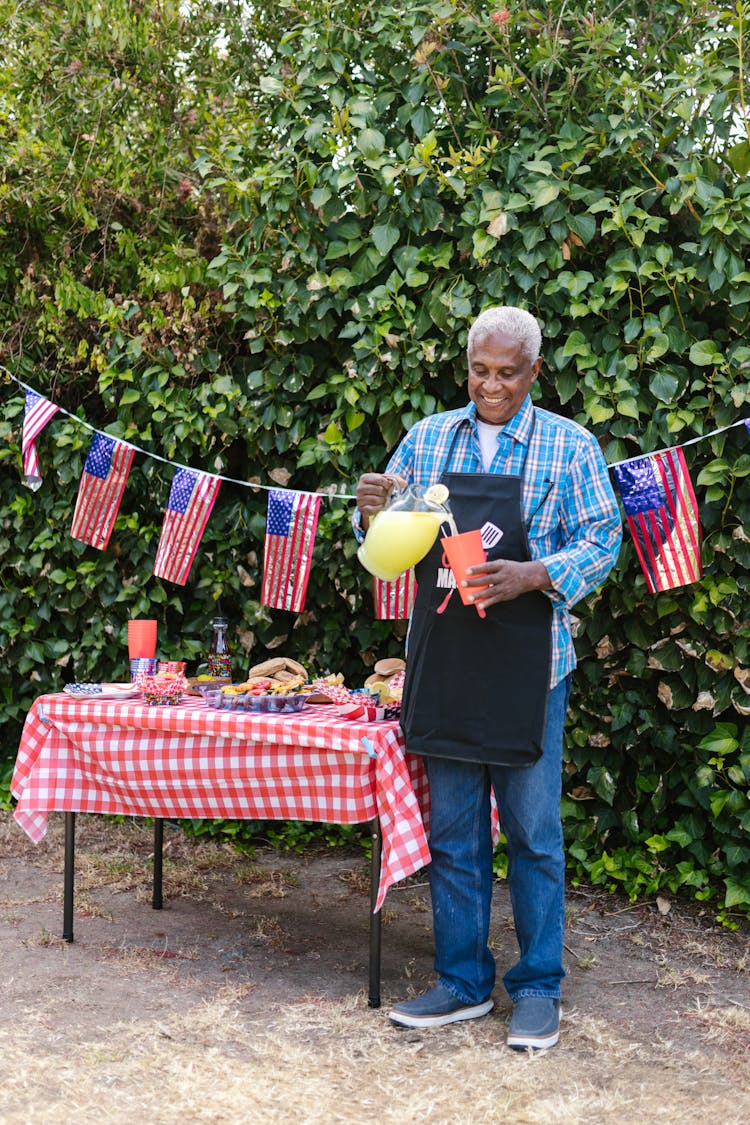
[[63, 811, 75, 942], [61, 812, 383, 1004], [152, 818, 164, 910], [368, 817, 383, 1008]]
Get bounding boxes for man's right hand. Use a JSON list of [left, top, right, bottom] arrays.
[[355, 473, 406, 527]]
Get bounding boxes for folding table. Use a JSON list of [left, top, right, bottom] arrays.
[[11, 693, 431, 1007]]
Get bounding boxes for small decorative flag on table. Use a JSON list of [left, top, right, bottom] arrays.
[[21, 390, 59, 490], [262, 488, 321, 612], [373, 571, 417, 619], [613, 447, 702, 593], [70, 433, 135, 550], [153, 468, 221, 585]]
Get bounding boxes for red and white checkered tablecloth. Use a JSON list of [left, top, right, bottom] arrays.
[[11, 694, 432, 911]]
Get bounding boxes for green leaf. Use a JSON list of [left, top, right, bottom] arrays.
[[531, 182, 560, 208], [617, 398, 640, 420], [310, 186, 332, 208], [587, 765, 616, 805], [696, 460, 731, 486], [727, 140, 750, 176], [649, 370, 679, 403], [371, 224, 400, 256], [472, 230, 496, 259], [556, 370, 578, 404], [724, 876, 750, 909], [705, 649, 734, 672], [356, 128, 386, 161], [710, 791, 733, 818], [588, 403, 614, 424], [561, 331, 588, 357], [567, 213, 597, 243], [259, 75, 284, 94], [697, 724, 739, 756], [404, 267, 429, 286], [411, 105, 433, 138], [689, 340, 722, 366]]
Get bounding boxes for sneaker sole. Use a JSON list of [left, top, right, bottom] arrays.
[[388, 998, 494, 1029], [507, 1027, 560, 1050]]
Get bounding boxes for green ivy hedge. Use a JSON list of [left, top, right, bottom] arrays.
[[1, 0, 749, 922]]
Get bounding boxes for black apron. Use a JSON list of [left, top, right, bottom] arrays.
[[400, 418, 552, 767]]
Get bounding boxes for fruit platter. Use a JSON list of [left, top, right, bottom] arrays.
[[203, 683, 313, 713]]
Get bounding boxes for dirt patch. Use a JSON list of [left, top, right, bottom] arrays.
[[2, 810, 749, 1124]]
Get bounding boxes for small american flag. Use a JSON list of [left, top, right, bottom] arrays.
[[261, 489, 321, 612], [153, 468, 221, 586], [613, 447, 702, 593], [70, 433, 135, 550], [22, 390, 59, 490], [373, 571, 417, 619]]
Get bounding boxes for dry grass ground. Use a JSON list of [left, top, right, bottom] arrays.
[[1, 810, 749, 1124]]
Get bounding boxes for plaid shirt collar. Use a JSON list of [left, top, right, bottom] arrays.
[[450, 395, 536, 447]]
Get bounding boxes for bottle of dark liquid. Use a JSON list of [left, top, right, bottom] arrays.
[[207, 615, 233, 679]]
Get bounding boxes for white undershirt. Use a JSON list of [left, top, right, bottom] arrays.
[[476, 419, 504, 471]]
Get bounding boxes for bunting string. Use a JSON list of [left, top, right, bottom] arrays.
[[3, 364, 749, 605], [611, 418, 750, 466], [2, 369, 357, 499], [3, 365, 748, 488]]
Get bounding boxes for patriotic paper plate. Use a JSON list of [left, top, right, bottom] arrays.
[[64, 682, 139, 699], [335, 702, 401, 723]]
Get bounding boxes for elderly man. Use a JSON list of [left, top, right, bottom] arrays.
[[355, 306, 621, 1049]]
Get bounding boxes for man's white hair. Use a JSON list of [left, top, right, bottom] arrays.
[[467, 306, 542, 362]]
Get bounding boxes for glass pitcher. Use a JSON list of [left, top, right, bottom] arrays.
[[357, 484, 453, 582]]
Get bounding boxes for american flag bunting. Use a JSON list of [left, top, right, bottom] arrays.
[[612, 447, 702, 593], [153, 468, 221, 586], [262, 489, 321, 612], [22, 390, 59, 490], [70, 433, 135, 550], [373, 571, 417, 620]]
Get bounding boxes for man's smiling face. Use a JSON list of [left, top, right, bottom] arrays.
[[467, 330, 541, 426]]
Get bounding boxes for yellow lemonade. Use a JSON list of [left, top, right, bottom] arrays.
[[358, 510, 445, 581]]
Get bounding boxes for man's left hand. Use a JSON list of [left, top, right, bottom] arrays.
[[462, 559, 551, 608]]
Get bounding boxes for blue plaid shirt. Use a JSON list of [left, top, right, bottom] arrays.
[[356, 396, 622, 687]]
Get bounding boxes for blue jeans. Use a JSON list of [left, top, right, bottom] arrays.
[[423, 674, 571, 1004]]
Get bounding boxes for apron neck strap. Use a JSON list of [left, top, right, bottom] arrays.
[[441, 408, 537, 479]]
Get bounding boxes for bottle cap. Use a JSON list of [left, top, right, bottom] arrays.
[[212, 616, 228, 626]]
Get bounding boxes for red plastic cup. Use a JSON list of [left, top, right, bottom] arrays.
[[128, 619, 157, 659], [441, 530, 488, 618]]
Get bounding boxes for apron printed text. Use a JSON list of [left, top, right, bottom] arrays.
[[436, 566, 457, 589]]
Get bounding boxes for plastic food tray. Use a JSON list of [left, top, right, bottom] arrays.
[[203, 690, 313, 714]]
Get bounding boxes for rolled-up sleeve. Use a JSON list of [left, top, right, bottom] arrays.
[[352, 431, 418, 543], [538, 436, 622, 608]]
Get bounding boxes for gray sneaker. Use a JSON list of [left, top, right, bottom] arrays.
[[388, 983, 494, 1029], [507, 996, 560, 1049]]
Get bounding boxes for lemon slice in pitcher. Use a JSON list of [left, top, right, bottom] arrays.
[[424, 483, 450, 505]]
